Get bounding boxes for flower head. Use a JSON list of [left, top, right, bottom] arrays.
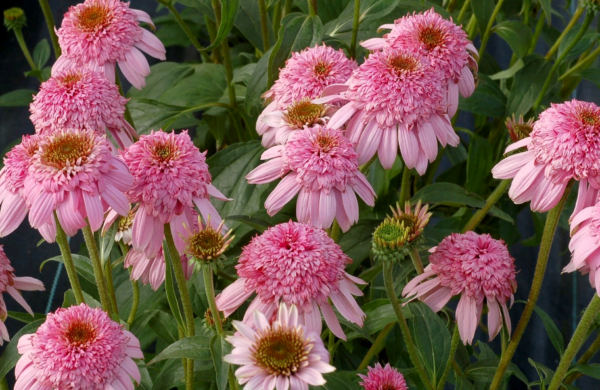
[[125, 247, 193, 291], [564, 203, 600, 294], [183, 215, 233, 271], [246, 125, 375, 231], [53, 0, 166, 89], [15, 303, 143, 390], [4, 7, 26, 31], [216, 221, 366, 340], [224, 303, 335, 390], [506, 115, 534, 143], [358, 363, 409, 390], [30, 68, 137, 148], [402, 232, 516, 344]]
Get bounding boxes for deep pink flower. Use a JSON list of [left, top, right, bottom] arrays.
[[246, 125, 375, 231], [492, 100, 600, 213], [23, 128, 133, 239], [15, 303, 143, 390], [564, 203, 600, 293], [0, 246, 44, 345], [358, 363, 408, 390], [325, 49, 457, 174], [224, 303, 335, 390], [122, 130, 229, 258], [125, 247, 193, 291], [216, 221, 366, 340], [362, 8, 478, 117], [402, 232, 516, 344], [53, 0, 166, 89], [30, 68, 137, 148]]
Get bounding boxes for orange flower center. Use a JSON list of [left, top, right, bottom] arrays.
[[314, 132, 339, 153], [419, 26, 445, 51], [152, 142, 178, 163], [285, 99, 326, 129], [579, 109, 600, 126], [254, 327, 308, 376], [77, 3, 111, 32], [313, 61, 331, 76], [65, 321, 97, 346], [42, 133, 93, 168], [389, 55, 419, 76]]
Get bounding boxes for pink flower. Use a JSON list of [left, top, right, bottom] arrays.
[[564, 203, 600, 293], [362, 8, 478, 117], [125, 247, 193, 291], [358, 363, 408, 390], [325, 49, 457, 174], [23, 128, 133, 239], [224, 303, 335, 390], [53, 0, 166, 89], [30, 68, 137, 148], [15, 303, 143, 390], [0, 246, 44, 345], [102, 206, 135, 244], [216, 221, 366, 340], [492, 100, 600, 213], [402, 232, 516, 345], [122, 130, 229, 258], [246, 125, 375, 231]]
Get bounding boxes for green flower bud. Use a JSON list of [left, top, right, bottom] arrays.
[[4, 8, 26, 31]]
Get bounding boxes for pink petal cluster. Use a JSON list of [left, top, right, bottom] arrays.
[[247, 125, 375, 231], [30, 68, 137, 148], [358, 363, 409, 390], [224, 303, 335, 390], [15, 303, 143, 390], [54, 0, 166, 89], [0, 246, 44, 345], [564, 203, 600, 293], [216, 221, 366, 340], [122, 130, 229, 258], [403, 232, 516, 344], [124, 247, 193, 291], [492, 100, 600, 213]]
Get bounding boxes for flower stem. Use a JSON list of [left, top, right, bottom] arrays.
[[462, 179, 511, 233], [258, 0, 270, 52], [559, 45, 600, 81], [383, 262, 435, 390], [349, 0, 361, 59], [204, 16, 222, 63], [37, 0, 61, 58], [478, 0, 506, 58], [409, 247, 424, 275], [565, 331, 600, 384], [105, 256, 119, 316], [203, 266, 224, 334], [399, 166, 411, 205], [528, 14, 545, 55], [54, 213, 85, 305], [329, 219, 341, 243], [545, 7, 584, 60], [457, 0, 471, 24], [119, 242, 139, 326], [548, 295, 600, 390], [13, 28, 41, 81], [0, 377, 8, 390], [357, 322, 394, 370], [438, 325, 460, 390], [446, 0, 458, 13], [489, 182, 573, 390], [82, 224, 113, 316], [307, 0, 318, 16]]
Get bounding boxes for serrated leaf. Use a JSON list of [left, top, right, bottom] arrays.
[[149, 336, 214, 366], [0, 319, 45, 380], [494, 21, 532, 59], [204, 0, 240, 51], [33, 39, 50, 69], [210, 333, 233, 390], [0, 89, 35, 107], [506, 54, 554, 117]]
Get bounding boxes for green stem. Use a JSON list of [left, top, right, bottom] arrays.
[[329, 219, 341, 243], [560, 45, 600, 81], [0, 377, 8, 390], [258, 0, 271, 52], [13, 28, 40, 81], [38, 0, 61, 58], [457, 0, 470, 24], [204, 16, 222, 63], [489, 182, 573, 390], [462, 179, 511, 233], [307, 0, 318, 16], [115, 74, 136, 131], [328, 329, 335, 358], [357, 323, 394, 370], [478, 0, 506, 59], [359, 155, 377, 173], [548, 295, 600, 390], [272, 1, 282, 40], [399, 166, 411, 205], [82, 224, 113, 315], [528, 14, 545, 55], [203, 266, 224, 334], [446, 0, 457, 13], [383, 262, 435, 390], [545, 7, 584, 60], [438, 325, 460, 390], [565, 332, 600, 384], [105, 257, 119, 316], [54, 213, 85, 305], [409, 247, 424, 275], [349, 0, 361, 59], [466, 14, 477, 39], [119, 242, 139, 326], [284, 0, 293, 15]]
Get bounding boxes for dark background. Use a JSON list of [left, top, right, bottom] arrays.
[[1, 0, 599, 389]]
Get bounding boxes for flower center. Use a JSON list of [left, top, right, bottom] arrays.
[[152, 143, 177, 163], [382, 384, 397, 390], [374, 219, 410, 248], [418, 26, 445, 51], [118, 210, 135, 232], [389, 55, 419, 76], [579, 109, 600, 126], [59, 71, 83, 88], [187, 229, 224, 261], [254, 327, 308, 376], [65, 321, 97, 347], [285, 99, 326, 129], [77, 3, 111, 32], [313, 132, 339, 153], [313, 61, 331, 76], [42, 133, 93, 168]]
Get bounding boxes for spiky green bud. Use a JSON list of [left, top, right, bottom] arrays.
[[4, 8, 26, 31]]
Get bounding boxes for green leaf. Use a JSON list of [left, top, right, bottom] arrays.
[[33, 39, 50, 69], [493, 21, 532, 59], [149, 311, 180, 344], [41, 254, 95, 284], [210, 333, 233, 390], [204, 0, 240, 51], [225, 215, 272, 232], [100, 221, 118, 267], [466, 359, 529, 384], [62, 290, 102, 308], [466, 133, 493, 194], [128, 62, 195, 100], [0, 138, 23, 169], [362, 300, 414, 335], [506, 54, 554, 117], [163, 239, 186, 332], [0, 319, 45, 380], [321, 371, 362, 390], [324, 0, 399, 38], [160, 64, 228, 107], [489, 59, 524, 80], [149, 336, 214, 366], [539, 0, 552, 23], [533, 306, 564, 356], [339, 219, 380, 271], [558, 29, 599, 61], [0, 89, 35, 107], [458, 74, 506, 118], [574, 67, 600, 87], [567, 363, 600, 380], [236, 0, 275, 50], [6, 311, 45, 324], [471, 0, 495, 36], [245, 47, 272, 112]]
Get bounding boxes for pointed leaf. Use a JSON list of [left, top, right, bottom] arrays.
[[210, 333, 233, 390], [149, 336, 214, 367]]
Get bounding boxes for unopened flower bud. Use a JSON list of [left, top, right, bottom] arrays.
[[4, 8, 26, 31]]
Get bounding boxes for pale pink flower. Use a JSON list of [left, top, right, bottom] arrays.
[[216, 221, 366, 340], [246, 125, 375, 231], [362, 8, 478, 117], [564, 203, 600, 293], [224, 303, 335, 390], [402, 232, 516, 345], [15, 303, 143, 390], [122, 130, 229, 258], [358, 363, 408, 390], [30, 68, 137, 148], [23, 128, 133, 239], [0, 245, 44, 345], [325, 49, 457, 174], [102, 206, 135, 245], [53, 0, 166, 89], [124, 247, 193, 291], [492, 100, 600, 214]]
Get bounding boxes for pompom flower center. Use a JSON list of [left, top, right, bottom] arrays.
[[313, 61, 331, 77], [579, 109, 600, 126], [285, 99, 326, 128], [152, 142, 178, 163], [254, 327, 308, 376], [419, 26, 445, 51], [389, 54, 419, 75], [58, 71, 84, 88], [65, 321, 98, 346], [77, 3, 112, 32], [41, 133, 93, 168], [314, 132, 340, 153]]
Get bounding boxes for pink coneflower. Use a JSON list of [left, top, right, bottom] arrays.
[[122, 130, 229, 258], [182, 215, 234, 272], [402, 232, 516, 344], [23, 128, 133, 239], [325, 49, 457, 174], [102, 206, 136, 245], [246, 125, 375, 231], [53, 0, 166, 89], [564, 203, 600, 292], [15, 303, 143, 390], [358, 363, 409, 390], [30, 68, 137, 148], [216, 221, 366, 340], [362, 8, 478, 117], [224, 303, 335, 390], [0, 246, 44, 345], [506, 115, 534, 143], [492, 100, 600, 213], [125, 247, 193, 291]]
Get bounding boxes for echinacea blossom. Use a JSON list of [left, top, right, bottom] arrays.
[[102, 206, 136, 245], [182, 215, 234, 272], [23, 128, 133, 239], [122, 130, 229, 258], [246, 125, 375, 231], [0, 246, 44, 345], [30, 68, 137, 148], [15, 303, 143, 390], [358, 363, 409, 390], [216, 221, 366, 340], [506, 114, 534, 143], [362, 8, 478, 117], [325, 49, 457, 174], [53, 0, 166, 89], [402, 232, 516, 344], [492, 100, 600, 214], [224, 303, 335, 390], [124, 247, 193, 291]]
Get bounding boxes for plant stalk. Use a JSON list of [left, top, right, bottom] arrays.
[[307, 0, 318, 16], [38, 0, 61, 58], [119, 242, 139, 326], [54, 213, 85, 305], [13, 28, 41, 82], [349, 0, 361, 59], [478, 0, 506, 58], [258, 0, 271, 52], [357, 323, 394, 370], [528, 14, 545, 55], [203, 266, 224, 334], [105, 257, 119, 315], [82, 224, 113, 315], [560, 45, 600, 81], [565, 331, 600, 384], [462, 179, 511, 233], [457, 0, 471, 24], [409, 247, 424, 275], [399, 166, 411, 205], [438, 325, 461, 390], [545, 7, 585, 60]]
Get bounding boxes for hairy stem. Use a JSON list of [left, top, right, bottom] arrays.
[[349, 0, 361, 59], [82, 224, 113, 316], [307, 0, 318, 16], [204, 16, 222, 63], [105, 257, 119, 316], [119, 242, 139, 326], [203, 266, 224, 334], [478, 0, 506, 58], [399, 166, 411, 205], [545, 7, 584, 60], [358, 323, 394, 370], [38, 0, 61, 58], [54, 213, 85, 305], [438, 325, 460, 390], [409, 247, 424, 275], [565, 331, 600, 384], [462, 179, 511, 233]]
